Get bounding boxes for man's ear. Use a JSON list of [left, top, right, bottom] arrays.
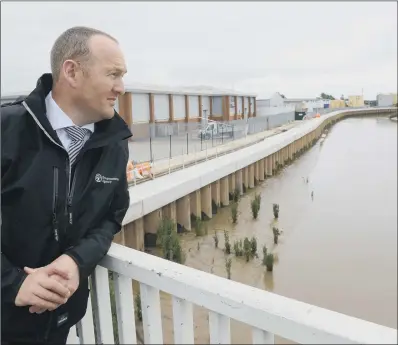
[[62, 60, 81, 88]]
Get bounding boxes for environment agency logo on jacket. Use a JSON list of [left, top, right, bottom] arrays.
[[95, 173, 119, 184]]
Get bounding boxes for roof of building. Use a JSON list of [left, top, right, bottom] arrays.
[[124, 83, 256, 97], [284, 98, 318, 102], [2, 84, 257, 100], [376, 93, 397, 96]]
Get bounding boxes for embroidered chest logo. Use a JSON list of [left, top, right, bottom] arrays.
[[95, 173, 119, 184]]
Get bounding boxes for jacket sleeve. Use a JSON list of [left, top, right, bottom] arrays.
[[1, 106, 28, 304], [65, 141, 130, 280], [1, 253, 27, 304]]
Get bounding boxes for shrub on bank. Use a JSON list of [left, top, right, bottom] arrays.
[[224, 230, 231, 254], [273, 203, 280, 218], [273, 227, 281, 244], [157, 218, 185, 264], [225, 257, 232, 279], [231, 202, 238, 223], [265, 253, 274, 272]]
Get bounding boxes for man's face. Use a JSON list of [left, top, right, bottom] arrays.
[[75, 35, 127, 123]]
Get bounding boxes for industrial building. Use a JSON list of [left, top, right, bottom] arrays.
[[377, 93, 397, 107], [329, 100, 346, 108], [257, 92, 330, 112], [116, 84, 256, 138], [348, 95, 364, 107], [258, 92, 370, 111]]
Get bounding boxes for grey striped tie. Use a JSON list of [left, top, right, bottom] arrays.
[[65, 126, 90, 166]]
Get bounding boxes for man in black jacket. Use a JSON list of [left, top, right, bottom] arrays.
[[1, 26, 132, 344]]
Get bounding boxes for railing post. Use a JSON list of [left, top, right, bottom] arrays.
[[209, 311, 231, 344], [140, 283, 163, 344], [252, 327, 274, 344], [152, 154, 156, 178], [186, 132, 189, 155], [91, 267, 115, 344], [149, 136, 152, 163], [172, 297, 194, 344], [169, 134, 172, 159], [75, 288, 96, 344], [182, 147, 185, 169], [212, 130, 214, 147], [114, 273, 137, 344]]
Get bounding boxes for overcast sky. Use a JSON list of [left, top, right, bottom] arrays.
[[1, 1, 397, 99]]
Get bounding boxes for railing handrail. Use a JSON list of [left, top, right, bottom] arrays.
[[99, 243, 397, 344]]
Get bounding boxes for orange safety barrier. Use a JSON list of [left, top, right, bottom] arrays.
[[126, 160, 153, 182]]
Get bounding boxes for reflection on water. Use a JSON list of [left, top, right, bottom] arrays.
[[146, 116, 397, 344]]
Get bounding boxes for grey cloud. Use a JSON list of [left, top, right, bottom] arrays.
[[1, 1, 397, 99]]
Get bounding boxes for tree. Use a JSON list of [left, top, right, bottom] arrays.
[[320, 93, 335, 100]]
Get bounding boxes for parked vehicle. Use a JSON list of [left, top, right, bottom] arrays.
[[294, 102, 308, 120], [198, 120, 234, 139]]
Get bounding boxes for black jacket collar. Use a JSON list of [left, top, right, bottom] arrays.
[[24, 73, 132, 149]]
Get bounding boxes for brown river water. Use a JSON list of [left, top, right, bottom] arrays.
[[140, 115, 397, 344]]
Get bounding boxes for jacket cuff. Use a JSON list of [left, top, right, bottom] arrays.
[[64, 249, 86, 282], [4, 269, 28, 305]]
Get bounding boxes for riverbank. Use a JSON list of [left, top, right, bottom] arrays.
[[136, 114, 397, 344]]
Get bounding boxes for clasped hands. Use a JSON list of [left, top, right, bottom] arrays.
[[14, 254, 80, 314]]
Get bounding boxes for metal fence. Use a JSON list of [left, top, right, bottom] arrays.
[[128, 111, 297, 163], [129, 107, 380, 163], [128, 107, 367, 164]]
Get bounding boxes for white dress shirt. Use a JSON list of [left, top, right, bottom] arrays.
[[45, 91, 94, 151]]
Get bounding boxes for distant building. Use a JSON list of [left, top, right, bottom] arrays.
[[377, 93, 397, 107], [364, 100, 377, 107], [257, 92, 285, 108], [348, 95, 364, 107], [329, 99, 346, 109], [282, 97, 318, 107], [257, 93, 329, 110]]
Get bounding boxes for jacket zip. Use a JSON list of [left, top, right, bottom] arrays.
[[52, 167, 59, 242], [23, 101, 78, 224], [67, 164, 78, 225], [43, 313, 54, 342]]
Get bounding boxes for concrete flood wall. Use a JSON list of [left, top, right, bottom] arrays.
[[113, 107, 397, 250]]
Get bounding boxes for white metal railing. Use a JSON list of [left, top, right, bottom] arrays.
[[67, 243, 397, 344]]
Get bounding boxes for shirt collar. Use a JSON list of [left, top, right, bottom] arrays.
[[45, 91, 95, 133]]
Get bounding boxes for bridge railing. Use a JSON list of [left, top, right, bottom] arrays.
[[67, 243, 397, 344]]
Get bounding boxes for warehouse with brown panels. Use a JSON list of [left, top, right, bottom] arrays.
[[115, 84, 257, 139]]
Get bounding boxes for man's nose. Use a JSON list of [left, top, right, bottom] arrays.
[[114, 79, 125, 95]]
